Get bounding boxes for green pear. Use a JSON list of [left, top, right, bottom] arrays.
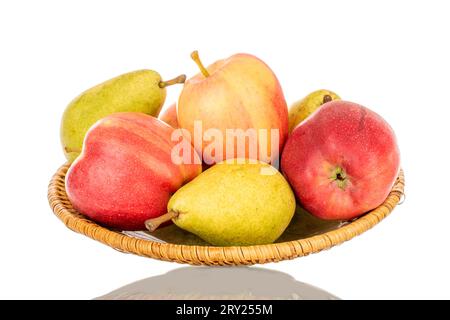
[[60, 70, 186, 162], [145, 159, 296, 246], [288, 89, 340, 132]]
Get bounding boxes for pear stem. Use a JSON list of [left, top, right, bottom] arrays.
[[145, 211, 179, 232], [191, 50, 210, 77], [323, 94, 332, 104], [64, 146, 81, 153], [159, 74, 187, 88]]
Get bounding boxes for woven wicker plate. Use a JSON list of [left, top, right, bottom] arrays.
[[48, 163, 405, 266]]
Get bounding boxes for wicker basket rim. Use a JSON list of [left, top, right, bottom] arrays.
[[48, 163, 405, 266]]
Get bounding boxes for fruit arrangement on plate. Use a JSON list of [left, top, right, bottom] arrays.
[[49, 50, 403, 265]]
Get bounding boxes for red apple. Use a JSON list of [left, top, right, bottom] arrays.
[[158, 103, 178, 128], [65, 112, 201, 230], [281, 101, 400, 220], [178, 51, 288, 165]]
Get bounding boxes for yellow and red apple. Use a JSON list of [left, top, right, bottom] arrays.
[[178, 51, 289, 165], [281, 101, 400, 220], [65, 112, 201, 230]]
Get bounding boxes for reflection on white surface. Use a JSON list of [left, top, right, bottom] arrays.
[[96, 267, 339, 300]]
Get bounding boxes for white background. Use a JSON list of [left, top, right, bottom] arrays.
[[1, 0, 449, 299]]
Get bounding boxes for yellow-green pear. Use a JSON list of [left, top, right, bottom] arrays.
[[145, 159, 296, 246], [60, 70, 186, 162], [288, 89, 340, 132]]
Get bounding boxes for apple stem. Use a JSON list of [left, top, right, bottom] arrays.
[[323, 95, 332, 104], [331, 166, 348, 190], [145, 211, 179, 232], [191, 50, 210, 77], [159, 74, 187, 88]]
